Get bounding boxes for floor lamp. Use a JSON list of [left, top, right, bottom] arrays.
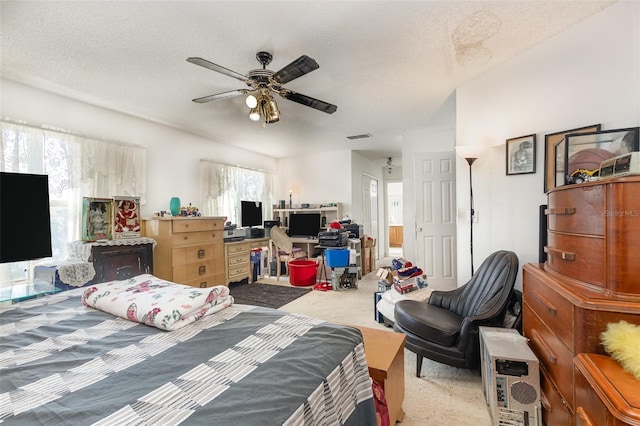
[[465, 157, 477, 276], [456, 146, 482, 277]]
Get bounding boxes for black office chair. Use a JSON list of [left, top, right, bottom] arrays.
[[393, 250, 519, 375]]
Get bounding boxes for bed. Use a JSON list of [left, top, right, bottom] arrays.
[[0, 275, 376, 425]]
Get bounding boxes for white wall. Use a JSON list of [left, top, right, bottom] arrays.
[[351, 151, 385, 257], [276, 150, 352, 218], [455, 1, 640, 287], [1, 79, 278, 218]]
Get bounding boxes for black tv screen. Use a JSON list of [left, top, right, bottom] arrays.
[[241, 200, 263, 227], [288, 213, 321, 237], [1, 172, 53, 263]]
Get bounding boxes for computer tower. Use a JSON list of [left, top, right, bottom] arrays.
[[480, 327, 541, 426]]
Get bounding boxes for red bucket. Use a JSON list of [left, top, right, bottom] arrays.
[[288, 259, 318, 286]]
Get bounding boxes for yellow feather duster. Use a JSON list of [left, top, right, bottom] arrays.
[[600, 320, 640, 380]]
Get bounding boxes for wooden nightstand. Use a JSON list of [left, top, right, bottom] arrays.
[[355, 325, 406, 425]]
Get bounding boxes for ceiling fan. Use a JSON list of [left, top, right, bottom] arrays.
[[187, 51, 337, 124]]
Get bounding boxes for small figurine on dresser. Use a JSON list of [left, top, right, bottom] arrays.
[[113, 196, 141, 239]]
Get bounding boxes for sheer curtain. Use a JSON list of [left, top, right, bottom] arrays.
[[200, 160, 276, 225], [1, 120, 146, 285]]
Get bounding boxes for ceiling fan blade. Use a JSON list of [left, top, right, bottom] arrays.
[[192, 89, 247, 103], [272, 55, 319, 85], [187, 57, 249, 83], [280, 90, 337, 114]]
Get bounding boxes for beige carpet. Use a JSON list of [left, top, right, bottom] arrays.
[[257, 263, 493, 425]]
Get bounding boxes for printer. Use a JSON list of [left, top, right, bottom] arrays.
[[344, 223, 364, 238], [223, 223, 245, 242], [318, 230, 348, 247]]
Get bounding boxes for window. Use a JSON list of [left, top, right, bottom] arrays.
[[200, 160, 275, 226], [1, 120, 146, 285]]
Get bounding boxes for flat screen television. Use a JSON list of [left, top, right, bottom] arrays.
[[1, 172, 53, 263], [288, 213, 321, 238], [241, 200, 263, 228]]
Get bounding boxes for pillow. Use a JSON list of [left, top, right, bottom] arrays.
[[600, 320, 640, 380]]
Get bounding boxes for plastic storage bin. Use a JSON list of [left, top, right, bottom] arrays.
[[325, 248, 349, 268], [288, 259, 318, 286]]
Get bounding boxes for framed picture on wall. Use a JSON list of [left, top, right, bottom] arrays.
[[506, 134, 536, 175], [543, 124, 601, 192]]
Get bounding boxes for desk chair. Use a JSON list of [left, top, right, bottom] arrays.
[[269, 226, 307, 280]]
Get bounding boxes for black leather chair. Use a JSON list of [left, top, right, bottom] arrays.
[[393, 250, 519, 375]]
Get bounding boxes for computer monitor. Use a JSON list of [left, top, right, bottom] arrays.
[[1, 172, 53, 263], [288, 213, 321, 238], [241, 200, 263, 228]]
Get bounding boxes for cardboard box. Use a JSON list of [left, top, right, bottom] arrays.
[[376, 267, 397, 284], [362, 247, 372, 275]]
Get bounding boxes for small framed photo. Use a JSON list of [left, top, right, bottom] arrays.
[[113, 196, 141, 239], [543, 124, 601, 192], [82, 197, 113, 241], [506, 134, 536, 175], [564, 127, 639, 185]]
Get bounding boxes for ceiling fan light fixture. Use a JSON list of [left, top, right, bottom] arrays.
[[264, 97, 280, 123], [245, 94, 258, 108], [249, 106, 261, 121]]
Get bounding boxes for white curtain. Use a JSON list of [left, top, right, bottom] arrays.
[[1, 120, 146, 284], [200, 160, 276, 225]]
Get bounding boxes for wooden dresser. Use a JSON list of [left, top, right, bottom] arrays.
[[224, 240, 251, 285], [523, 177, 640, 425], [224, 238, 270, 285], [143, 217, 226, 288], [574, 353, 640, 426]]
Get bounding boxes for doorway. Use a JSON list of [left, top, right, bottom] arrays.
[[387, 181, 403, 258]]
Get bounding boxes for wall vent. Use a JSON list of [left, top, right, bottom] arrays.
[[346, 133, 372, 140]]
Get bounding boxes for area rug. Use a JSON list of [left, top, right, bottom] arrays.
[[228, 281, 312, 309]]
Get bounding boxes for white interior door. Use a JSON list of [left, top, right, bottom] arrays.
[[362, 174, 379, 259], [414, 152, 457, 290]]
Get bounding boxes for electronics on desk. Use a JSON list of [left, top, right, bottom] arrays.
[[599, 151, 640, 180], [344, 223, 364, 238], [263, 220, 280, 238], [223, 224, 246, 242], [245, 227, 265, 239], [318, 230, 349, 247]]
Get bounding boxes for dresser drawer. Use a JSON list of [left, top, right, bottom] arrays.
[[172, 219, 223, 233], [172, 243, 224, 267], [170, 230, 223, 247], [226, 242, 250, 256], [523, 269, 573, 349], [172, 258, 225, 282], [547, 184, 604, 235], [540, 368, 574, 426], [227, 252, 248, 267], [227, 263, 250, 280], [524, 305, 574, 410], [183, 272, 226, 288], [574, 364, 609, 426], [546, 232, 604, 287]]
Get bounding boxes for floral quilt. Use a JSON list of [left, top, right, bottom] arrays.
[[81, 274, 233, 331]]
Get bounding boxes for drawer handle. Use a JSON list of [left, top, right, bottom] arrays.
[[185, 223, 190, 228], [531, 329, 557, 364], [198, 249, 205, 258], [199, 282, 207, 288], [544, 246, 575, 261], [183, 236, 190, 241], [532, 290, 557, 316], [199, 265, 206, 275], [576, 407, 594, 426], [545, 207, 576, 216]]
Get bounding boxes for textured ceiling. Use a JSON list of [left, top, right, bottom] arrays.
[[0, 1, 614, 166]]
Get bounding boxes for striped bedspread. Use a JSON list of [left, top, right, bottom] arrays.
[[0, 288, 376, 425]]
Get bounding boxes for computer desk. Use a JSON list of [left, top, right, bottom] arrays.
[[290, 237, 320, 257]]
